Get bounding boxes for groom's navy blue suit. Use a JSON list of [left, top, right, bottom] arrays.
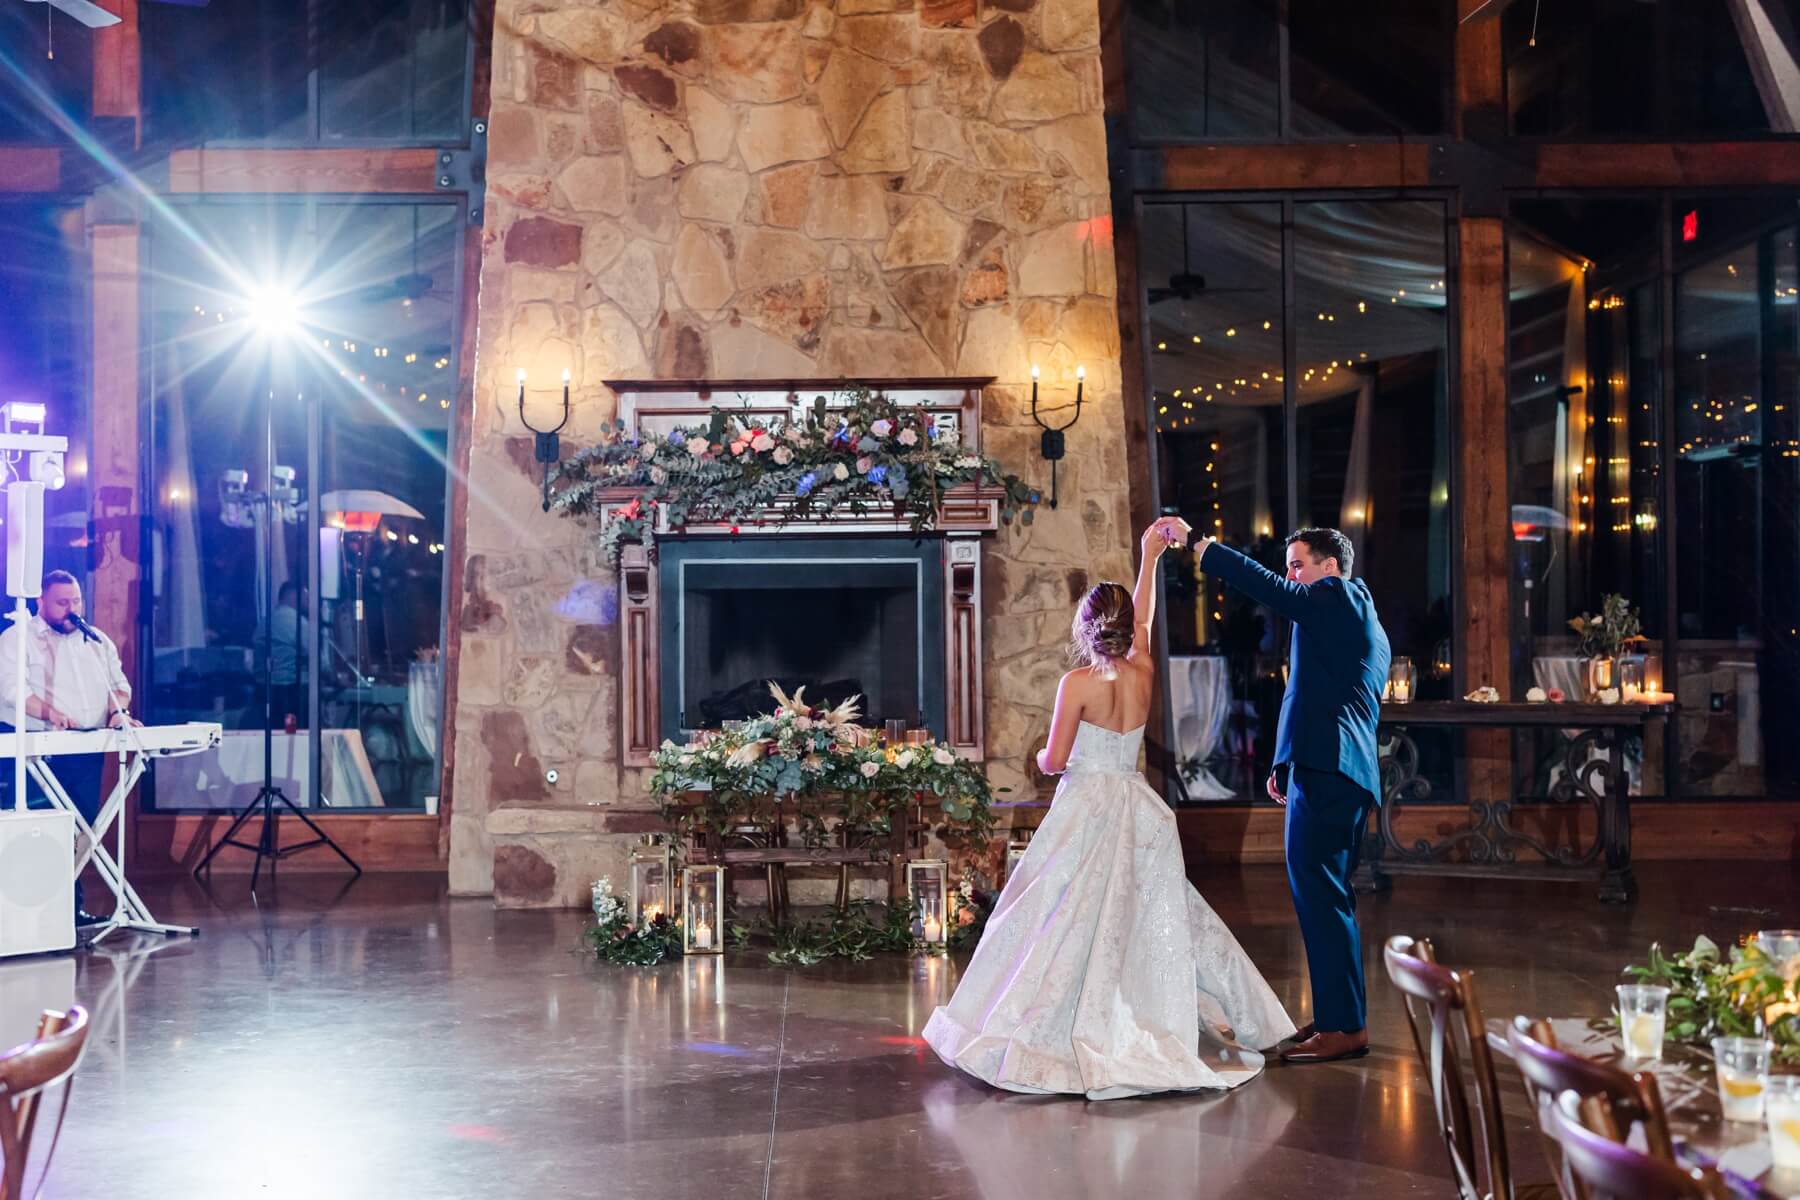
[[1199, 540, 1390, 1034]]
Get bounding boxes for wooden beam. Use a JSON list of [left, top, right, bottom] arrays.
[[91, 0, 140, 147], [167, 148, 444, 194], [0, 148, 61, 193], [1455, 0, 1513, 805], [1149, 142, 1438, 192], [1533, 141, 1800, 188]]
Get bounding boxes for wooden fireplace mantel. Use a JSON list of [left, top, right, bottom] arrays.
[[609, 378, 997, 767]]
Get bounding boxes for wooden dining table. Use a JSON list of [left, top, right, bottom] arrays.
[[1486, 1017, 1799, 1199]]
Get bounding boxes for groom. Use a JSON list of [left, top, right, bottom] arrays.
[[1171, 521, 1390, 1064]]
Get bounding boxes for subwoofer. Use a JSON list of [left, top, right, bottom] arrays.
[[0, 811, 74, 957]]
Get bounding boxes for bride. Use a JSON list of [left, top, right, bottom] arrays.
[[923, 517, 1295, 1100]]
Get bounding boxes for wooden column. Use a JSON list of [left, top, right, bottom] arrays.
[[91, 0, 140, 148], [1456, 0, 1514, 801]]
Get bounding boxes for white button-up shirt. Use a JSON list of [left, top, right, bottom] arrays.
[[0, 615, 130, 731]]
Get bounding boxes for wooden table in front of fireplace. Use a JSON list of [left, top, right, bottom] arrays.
[[670, 795, 918, 924]]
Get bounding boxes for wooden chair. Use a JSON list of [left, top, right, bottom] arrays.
[[1546, 1089, 1731, 1200], [1383, 935, 1557, 1200], [0, 1005, 89, 1200], [1506, 1016, 1676, 1198]]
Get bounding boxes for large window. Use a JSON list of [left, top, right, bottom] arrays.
[[0, 6, 92, 142], [143, 0, 470, 145], [1508, 193, 1800, 801], [1126, 0, 1451, 142], [144, 198, 460, 811], [1506, 0, 1793, 138], [1142, 197, 1452, 802]]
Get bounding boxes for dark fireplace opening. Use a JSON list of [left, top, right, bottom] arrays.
[[660, 538, 946, 737]]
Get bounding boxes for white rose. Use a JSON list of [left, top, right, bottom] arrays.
[[833, 463, 850, 482], [686, 436, 710, 457], [1526, 686, 1547, 703], [1599, 687, 1620, 705], [895, 750, 915, 769], [932, 747, 955, 766], [859, 760, 880, 779], [772, 446, 793, 466]]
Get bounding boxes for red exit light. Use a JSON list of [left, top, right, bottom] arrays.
[[1681, 209, 1699, 242]]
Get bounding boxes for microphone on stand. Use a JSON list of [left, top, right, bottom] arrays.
[[67, 611, 101, 644]]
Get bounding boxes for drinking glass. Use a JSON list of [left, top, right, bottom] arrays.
[[1712, 1037, 1771, 1122], [1764, 1074, 1800, 1169], [1616, 984, 1670, 1060]]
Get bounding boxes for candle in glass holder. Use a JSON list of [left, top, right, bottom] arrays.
[[694, 920, 713, 950], [1619, 658, 1644, 703], [1386, 656, 1416, 705], [922, 915, 942, 942]]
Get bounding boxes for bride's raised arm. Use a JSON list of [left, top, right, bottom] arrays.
[[1128, 518, 1177, 663]]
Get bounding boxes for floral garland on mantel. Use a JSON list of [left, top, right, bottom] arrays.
[[550, 385, 1042, 566], [649, 684, 998, 847]]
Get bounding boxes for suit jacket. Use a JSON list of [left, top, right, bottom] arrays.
[[1199, 541, 1391, 802]]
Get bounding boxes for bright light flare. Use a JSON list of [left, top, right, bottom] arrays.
[[245, 286, 303, 338]]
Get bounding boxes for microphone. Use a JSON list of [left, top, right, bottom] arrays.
[[67, 611, 101, 644]]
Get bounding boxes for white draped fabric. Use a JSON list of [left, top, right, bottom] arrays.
[[407, 660, 442, 760], [1167, 655, 1235, 800], [923, 721, 1295, 1100]]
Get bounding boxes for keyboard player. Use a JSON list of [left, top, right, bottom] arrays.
[[0, 569, 140, 925]]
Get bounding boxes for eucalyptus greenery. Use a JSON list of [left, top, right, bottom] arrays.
[[760, 890, 993, 966], [1624, 935, 1800, 1063], [650, 684, 999, 849], [1569, 593, 1646, 660], [585, 877, 684, 967], [549, 385, 1042, 566]]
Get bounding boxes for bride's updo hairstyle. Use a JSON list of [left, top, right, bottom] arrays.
[[1069, 582, 1134, 673]]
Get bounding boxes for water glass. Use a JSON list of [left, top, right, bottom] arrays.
[[1712, 1037, 1771, 1122], [1616, 984, 1670, 1060], [1764, 1074, 1800, 1170], [1757, 930, 1800, 973]]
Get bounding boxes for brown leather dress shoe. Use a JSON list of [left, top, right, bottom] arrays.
[[1280, 1030, 1370, 1064]]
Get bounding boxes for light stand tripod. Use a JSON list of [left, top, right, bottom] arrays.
[[195, 410, 360, 890]]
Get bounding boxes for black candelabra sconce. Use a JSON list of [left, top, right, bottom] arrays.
[[1030, 363, 1083, 510], [518, 367, 571, 512]]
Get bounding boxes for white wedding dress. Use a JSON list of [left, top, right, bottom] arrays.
[[923, 720, 1296, 1101]]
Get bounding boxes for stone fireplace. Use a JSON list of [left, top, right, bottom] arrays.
[[608, 379, 996, 763]]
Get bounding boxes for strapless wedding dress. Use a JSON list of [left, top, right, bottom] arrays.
[[923, 720, 1296, 1100]]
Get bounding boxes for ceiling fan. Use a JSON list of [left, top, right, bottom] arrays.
[[22, 0, 207, 34], [1148, 206, 1267, 308]]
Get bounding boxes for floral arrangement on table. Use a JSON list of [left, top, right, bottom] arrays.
[[649, 684, 998, 847], [1624, 935, 1800, 1064], [550, 385, 1043, 566], [586, 877, 685, 967], [1569, 593, 1646, 660]]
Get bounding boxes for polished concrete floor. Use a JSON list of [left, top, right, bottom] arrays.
[[5, 862, 1795, 1199]]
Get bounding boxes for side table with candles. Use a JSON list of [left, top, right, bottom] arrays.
[[1358, 700, 1675, 903]]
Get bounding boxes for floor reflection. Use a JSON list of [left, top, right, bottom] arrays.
[[3, 862, 1790, 1199]]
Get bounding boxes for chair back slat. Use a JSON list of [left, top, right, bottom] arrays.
[[1548, 1091, 1730, 1200], [1383, 935, 1514, 1200], [1507, 1016, 1677, 1175], [0, 1006, 89, 1200]]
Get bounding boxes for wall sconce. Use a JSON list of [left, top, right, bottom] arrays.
[[1030, 363, 1083, 510], [517, 367, 570, 512]]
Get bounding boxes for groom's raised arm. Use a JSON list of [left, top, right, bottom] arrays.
[[1196, 539, 1318, 625]]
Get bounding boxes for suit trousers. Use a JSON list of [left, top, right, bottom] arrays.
[[1284, 764, 1375, 1033]]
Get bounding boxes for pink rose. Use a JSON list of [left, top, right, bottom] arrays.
[[751, 432, 775, 453], [870, 419, 893, 437], [856, 456, 873, 475], [685, 436, 709, 458], [772, 446, 793, 466], [898, 428, 918, 447], [859, 760, 880, 779]]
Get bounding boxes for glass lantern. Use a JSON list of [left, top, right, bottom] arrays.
[[1618, 657, 1645, 703], [682, 865, 725, 955], [628, 837, 673, 927], [1642, 653, 1666, 702], [906, 859, 950, 947], [1385, 656, 1416, 704]]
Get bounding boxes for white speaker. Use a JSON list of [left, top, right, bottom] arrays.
[[5, 480, 45, 599], [0, 811, 75, 958]]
